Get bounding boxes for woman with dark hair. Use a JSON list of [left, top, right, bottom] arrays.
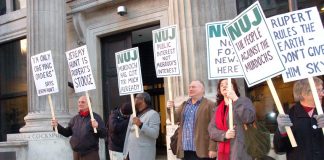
[[208, 79, 256, 160]]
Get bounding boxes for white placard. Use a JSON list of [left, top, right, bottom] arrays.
[[115, 47, 143, 96], [267, 7, 324, 82], [206, 21, 244, 79], [224, 1, 285, 87], [152, 25, 182, 77], [31, 51, 59, 96], [66, 45, 96, 93]]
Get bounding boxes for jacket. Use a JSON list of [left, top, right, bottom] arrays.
[[57, 112, 107, 155], [208, 97, 256, 160], [123, 109, 160, 160], [107, 107, 130, 152], [273, 102, 324, 160], [175, 97, 217, 158]]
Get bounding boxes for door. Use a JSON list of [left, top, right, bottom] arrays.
[[101, 32, 132, 120]]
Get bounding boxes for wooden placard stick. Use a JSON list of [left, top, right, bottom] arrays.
[[228, 78, 233, 130], [308, 77, 324, 134], [131, 94, 139, 138], [267, 79, 297, 147], [85, 91, 97, 133], [168, 77, 175, 125], [48, 94, 58, 134]]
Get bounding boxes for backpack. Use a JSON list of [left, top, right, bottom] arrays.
[[170, 126, 180, 155], [243, 121, 271, 158]]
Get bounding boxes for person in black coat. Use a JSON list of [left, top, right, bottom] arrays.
[[107, 102, 132, 160], [274, 77, 324, 160], [51, 96, 107, 160]]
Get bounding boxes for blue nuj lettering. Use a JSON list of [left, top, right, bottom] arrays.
[[209, 24, 227, 38]]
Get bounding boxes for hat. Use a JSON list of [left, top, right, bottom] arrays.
[[120, 102, 133, 115]]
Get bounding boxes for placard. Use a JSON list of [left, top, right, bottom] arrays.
[[31, 51, 59, 96], [206, 21, 244, 79], [224, 1, 285, 87], [115, 47, 143, 95], [267, 7, 324, 82], [152, 25, 182, 77], [66, 45, 96, 93]]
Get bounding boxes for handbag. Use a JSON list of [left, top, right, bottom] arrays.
[[243, 121, 271, 158], [170, 126, 180, 155]]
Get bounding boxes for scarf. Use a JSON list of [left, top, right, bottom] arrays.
[[79, 110, 90, 117], [215, 100, 230, 160]]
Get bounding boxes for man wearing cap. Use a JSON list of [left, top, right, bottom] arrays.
[[107, 102, 133, 160]]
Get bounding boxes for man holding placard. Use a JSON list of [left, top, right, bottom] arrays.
[[167, 80, 217, 159], [51, 96, 106, 160], [123, 92, 160, 160], [274, 77, 324, 160]]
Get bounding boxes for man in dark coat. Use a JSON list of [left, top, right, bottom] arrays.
[[107, 102, 132, 160], [51, 96, 107, 160], [274, 77, 324, 160]]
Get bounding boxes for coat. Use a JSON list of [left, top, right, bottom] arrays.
[[273, 102, 324, 160], [174, 97, 217, 159], [107, 107, 130, 152], [57, 112, 107, 155], [123, 109, 160, 160], [208, 97, 256, 160]]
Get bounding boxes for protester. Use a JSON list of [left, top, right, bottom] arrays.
[[208, 79, 256, 160], [274, 77, 324, 160], [123, 92, 160, 160], [51, 96, 106, 160], [107, 102, 132, 160], [167, 80, 217, 159]]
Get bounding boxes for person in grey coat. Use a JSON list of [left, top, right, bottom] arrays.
[[123, 92, 160, 160], [208, 79, 256, 160]]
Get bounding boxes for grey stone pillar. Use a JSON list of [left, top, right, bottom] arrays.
[[20, 0, 71, 133], [168, 0, 241, 100]]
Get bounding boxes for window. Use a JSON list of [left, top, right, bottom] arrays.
[[0, 0, 6, 16], [0, 38, 27, 141]]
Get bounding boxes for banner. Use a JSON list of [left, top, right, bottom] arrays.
[[31, 51, 59, 96], [267, 7, 324, 82], [152, 25, 182, 77], [66, 45, 96, 93], [115, 47, 144, 95], [224, 1, 285, 87], [206, 21, 244, 79]]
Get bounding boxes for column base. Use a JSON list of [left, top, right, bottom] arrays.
[[19, 112, 72, 133]]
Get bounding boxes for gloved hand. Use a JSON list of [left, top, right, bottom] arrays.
[[314, 114, 324, 128], [277, 114, 293, 133]]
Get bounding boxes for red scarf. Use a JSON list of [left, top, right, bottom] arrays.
[[215, 100, 230, 160], [301, 105, 314, 113], [79, 110, 89, 117]]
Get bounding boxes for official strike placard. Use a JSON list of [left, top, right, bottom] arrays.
[[152, 25, 182, 77], [224, 1, 285, 87], [115, 47, 143, 96], [206, 21, 244, 79], [66, 45, 96, 93], [31, 51, 59, 96], [267, 7, 324, 82]]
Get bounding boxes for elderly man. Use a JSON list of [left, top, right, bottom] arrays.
[[51, 96, 106, 160], [123, 92, 160, 160], [167, 80, 217, 159]]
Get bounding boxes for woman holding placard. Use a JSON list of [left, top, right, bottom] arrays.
[[208, 79, 256, 160], [274, 77, 324, 160]]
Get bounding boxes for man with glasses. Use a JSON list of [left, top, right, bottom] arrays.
[[274, 77, 324, 160]]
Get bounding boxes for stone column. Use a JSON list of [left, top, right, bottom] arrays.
[[168, 0, 242, 100], [6, 1, 73, 159], [20, 0, 71, 133]]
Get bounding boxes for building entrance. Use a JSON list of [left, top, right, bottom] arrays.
[[100, 25, 167, 159]]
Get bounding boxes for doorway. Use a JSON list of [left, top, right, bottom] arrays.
[[100, 25, 167, 159]]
